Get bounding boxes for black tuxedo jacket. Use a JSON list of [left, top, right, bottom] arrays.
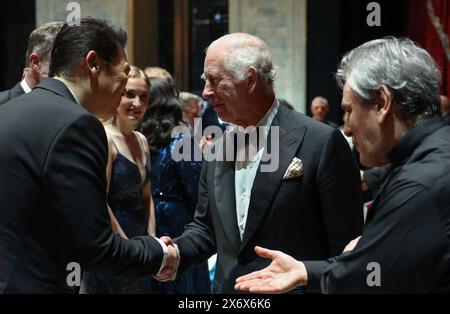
[[176, 104, 364, 293], [0, 82, 25, 106], [0, 79, 163, 294]]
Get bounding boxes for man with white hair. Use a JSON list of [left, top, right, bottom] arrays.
[[235, 37, 450, 293], [156, 33, 364, 293]]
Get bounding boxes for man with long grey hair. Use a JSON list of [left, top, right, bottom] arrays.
[[235, 37, 450, 293], [156, 33, 364, 293]]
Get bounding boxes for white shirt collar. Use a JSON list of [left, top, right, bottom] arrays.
[[20, 79, 32, 93], [256, 99, 279, 137]]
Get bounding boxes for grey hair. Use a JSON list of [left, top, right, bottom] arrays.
[[206, 33, 277, 86], [179, 91, 202, 110], [25, 21, 64, 66], [336, 37, 441, 125]]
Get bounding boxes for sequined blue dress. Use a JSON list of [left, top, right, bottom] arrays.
[[81, 152, 152, 294], [148, 135, 211, 294]]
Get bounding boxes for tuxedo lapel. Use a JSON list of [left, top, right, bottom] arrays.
[[240, 106, 307, 252], [214, 135, 241, 250]]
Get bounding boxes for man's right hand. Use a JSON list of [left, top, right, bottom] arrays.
[[160, 236, 174, 247], [154, 236, 179, 282]]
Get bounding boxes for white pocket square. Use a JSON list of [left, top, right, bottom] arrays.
[[283, 157, 303, 180]]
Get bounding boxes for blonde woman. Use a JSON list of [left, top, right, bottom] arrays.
[[82, 66, 155, 293]]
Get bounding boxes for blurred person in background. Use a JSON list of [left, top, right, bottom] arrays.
[[0, 22, 63, 105], [144, 66, 174, 87], [179, 91, 203, 131], [310, 96, 339, 128], [140, 77, 211, 293]]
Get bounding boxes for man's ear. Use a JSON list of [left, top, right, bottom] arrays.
[[28, 53, 40, 70], [85, 50, 99, 77], [378, 85, 393, 124], [247, 66, 258, 94]]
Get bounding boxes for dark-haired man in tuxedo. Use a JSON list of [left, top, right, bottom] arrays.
[[0, 18, 178, 294]]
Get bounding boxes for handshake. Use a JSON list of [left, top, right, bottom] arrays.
[[154, 236, 180, 282]]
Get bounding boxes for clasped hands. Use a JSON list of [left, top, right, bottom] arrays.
[[154, 236, 180, 282]]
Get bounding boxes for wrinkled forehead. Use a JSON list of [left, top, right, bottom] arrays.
[[203, 47, 229, 76]]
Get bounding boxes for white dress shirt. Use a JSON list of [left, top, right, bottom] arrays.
[[20, 79, 32, 93], [234, 100, 279, 240]]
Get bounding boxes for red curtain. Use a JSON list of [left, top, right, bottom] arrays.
[[408, 0, 450, 95]]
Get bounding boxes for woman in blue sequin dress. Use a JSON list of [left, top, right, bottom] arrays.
[[81, 66, 156, 293], [139, 77, 211, 293]]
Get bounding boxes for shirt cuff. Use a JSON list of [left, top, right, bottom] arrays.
[[172, 243, 180, 279], [154, 237, 168, 276]]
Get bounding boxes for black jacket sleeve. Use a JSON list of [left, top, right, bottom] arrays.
[[0, 89, 10, 106], [321, 183, 448, 293], [175, 161, 217, 272], [302, 258, 338, 293], [43, 114, 164, 277]]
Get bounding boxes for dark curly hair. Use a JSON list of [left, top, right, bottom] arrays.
[[138, 77, 184, 153]]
